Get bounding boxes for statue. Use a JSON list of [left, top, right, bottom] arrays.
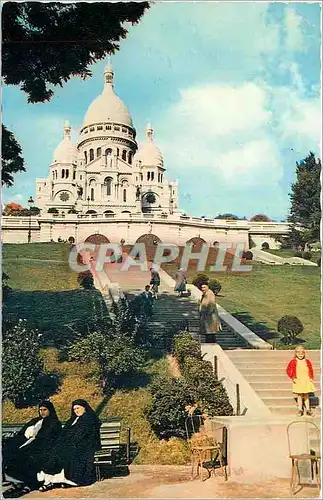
[[136, 185, 141, 201], [76, 185, 83, 199]]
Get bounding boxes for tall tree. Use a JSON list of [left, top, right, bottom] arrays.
[[288, 152, 321, 247], [2, 1, 149, 185], [249, 214, 272, 222], [1, 126, 25, 187]]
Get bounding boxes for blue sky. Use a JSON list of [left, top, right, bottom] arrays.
[[2, 1, 321, 220]]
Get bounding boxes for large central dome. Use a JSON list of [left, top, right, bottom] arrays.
[[83, 62, 133, 128]]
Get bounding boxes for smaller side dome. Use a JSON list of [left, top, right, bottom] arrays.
[[53, 121, 77, 163], [134, 123, 164, 167]]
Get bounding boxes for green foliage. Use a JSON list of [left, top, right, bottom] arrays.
[[1, 125, 25, 187], [250, 214, 271, 222], [173, 332, 202, 367], [317, 257, 321, 267], [277, 315, 304, 344], [47, 207, 59, 214], [302, 251, 312, 261], [294, 251, 302, 258], [2, 2, 149, 103], [215, 213, 240, 220], [145, 376, 194, 439], [77, 270, 95, 290], [287, 152, 321, 246], [191, 273, 222, 294], [208, 278, 222, 295], [2, 319, 43, 405]]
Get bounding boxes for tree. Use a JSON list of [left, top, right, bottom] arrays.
[[3, 319, 43, 405], [215, 213, 240, 220], [287, 152, 321, 247], [2, 1, 149, 186], [1, 126, 25, 187], [249, 214, 272, 222], [3, 202, 24, 215]]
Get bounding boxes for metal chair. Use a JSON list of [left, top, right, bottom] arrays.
[[185, 415, 228, 482], [287, 420, 321, 495]]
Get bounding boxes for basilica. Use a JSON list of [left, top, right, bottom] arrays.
[[36, 62, 179, 217]]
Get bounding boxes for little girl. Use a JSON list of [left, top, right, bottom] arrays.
[[286, 346, 315, 416]]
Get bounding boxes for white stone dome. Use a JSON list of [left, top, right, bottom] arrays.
[[83, 63, 133, 128], [53, 121, 77, 163], [135, 124, 164, 167]]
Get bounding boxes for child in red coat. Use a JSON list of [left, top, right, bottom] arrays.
[[286, 346, 315, 416]]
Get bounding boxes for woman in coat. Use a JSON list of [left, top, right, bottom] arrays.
[[199, 283, 222, 336], [174, 268, 187, 296], [37, 399, 101, 491], [3, 401, 61, 498]]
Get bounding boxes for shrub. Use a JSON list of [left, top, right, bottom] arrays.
[[2, 319, 44, 406], [145, 376, 195, 439], [242, 250, 253, 260], [77, 270, 95, 290], [2, 272, 11, 302], [294, 251, 302, 258], [192, 273, 209, 289], [261, 242, 270, 250], [208, 278, 222, 295], [277, 315, 304, 344], [173, 332, 202, 368], [302, 251, 312, 260], [317, 257, 321, 267], [47, 207, 59, 214]]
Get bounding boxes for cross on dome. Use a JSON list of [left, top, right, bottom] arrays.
[[146, 122, 154, 142]]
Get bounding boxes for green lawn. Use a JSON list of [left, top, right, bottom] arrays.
[[163, 262, 321, 349], [265, 248, 321, 263], [3, 243, 108, 344]]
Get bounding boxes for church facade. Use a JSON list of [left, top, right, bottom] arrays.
[[36, 63, 179, 217]]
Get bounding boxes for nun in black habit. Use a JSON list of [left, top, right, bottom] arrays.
[[37, 399, 101, 491], [3, 400, 61, 498]]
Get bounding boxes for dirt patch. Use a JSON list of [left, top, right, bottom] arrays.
[[167, 354, 181, 378], [19, 465, 319, 499]]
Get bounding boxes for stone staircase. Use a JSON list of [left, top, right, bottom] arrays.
[[103, 261, 249, 350], [226, 349, 321, 417]]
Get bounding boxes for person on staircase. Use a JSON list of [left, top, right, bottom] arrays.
[[174, 267, 187, 297], [140, 285, 154, 317], [198, 283, 222, 341], [149, 266, 160, 299], [286, 346, 315, 416]]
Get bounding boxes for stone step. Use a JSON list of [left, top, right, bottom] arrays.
[[250, 381, 321, 391], [269, 405, 322, 416], [262, 396, 320, 406], [254, 388, 321, 398], [227, 351, 321, 360], [245, 374, 321, 384], [234, 365, 321, 373]]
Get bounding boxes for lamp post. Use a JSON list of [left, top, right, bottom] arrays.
[[27, 196, 34, 243]]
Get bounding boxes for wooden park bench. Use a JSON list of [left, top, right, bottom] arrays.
[[2, 417, 131, 482]]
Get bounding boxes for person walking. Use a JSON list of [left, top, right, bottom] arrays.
[[174, 267, 187, 297], [150, 267, 160, 299], [140, 285, 154, 317], [286, 346, 315, 416], [198, 283, 222, 340]]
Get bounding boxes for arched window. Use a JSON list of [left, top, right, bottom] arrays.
[[62, 169, 65, 179], [84, 151, 88, 164], [147, 171, 150, 181], [90, 188, 95, 201], [89, 149, 94, 162], [128, 151, 133, 165], [105, 148, 112, 156], [123, 189, 127, 202], [97, 147, 102, 157], [65, 169, 69, 179], [104, 177, 112, 196], [122, 149, 127, 161], [73, 171, 76, 180], [151, 171, 154, 181]]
